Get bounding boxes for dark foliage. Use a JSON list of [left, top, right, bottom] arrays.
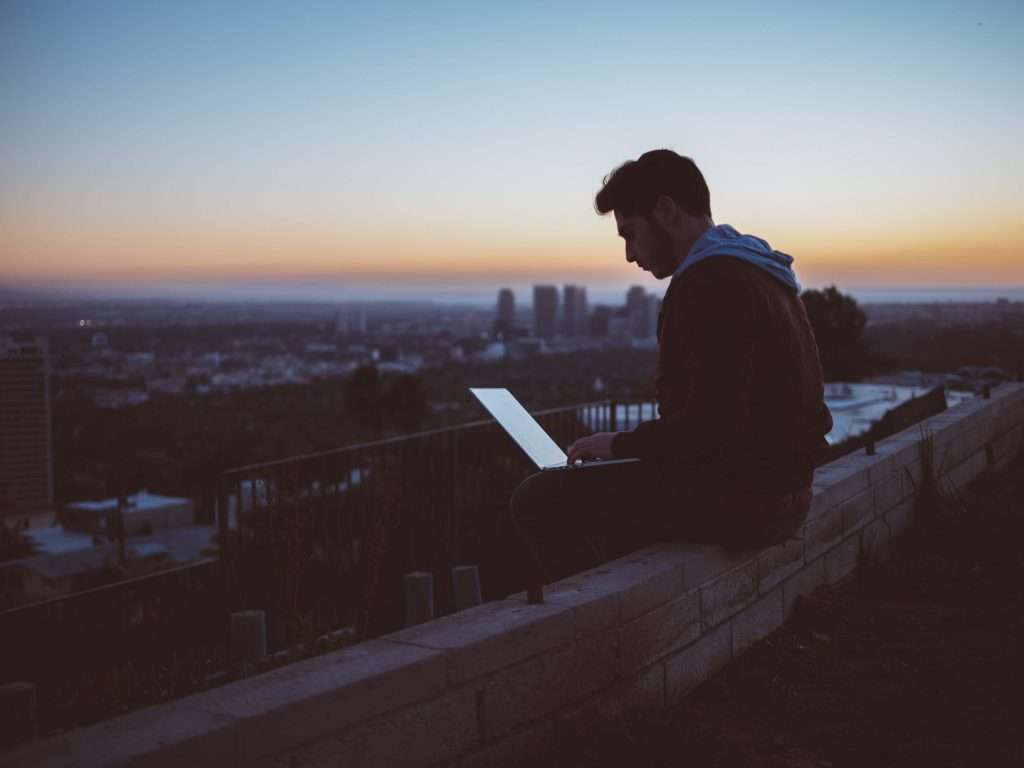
[[801, 285, 870, 381]]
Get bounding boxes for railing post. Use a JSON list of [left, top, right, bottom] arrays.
[[451, 565, 482, 611], [609, 400, 618, 432], [230, 609, 268, 668]]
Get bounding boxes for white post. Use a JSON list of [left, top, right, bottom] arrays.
[[230, 609, 268, 664], [451, 565, 482, 611]]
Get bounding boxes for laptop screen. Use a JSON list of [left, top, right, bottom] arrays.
[[469, 388, 568, 470]]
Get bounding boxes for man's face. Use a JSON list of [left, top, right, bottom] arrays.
[[614, 210, 678, 279]]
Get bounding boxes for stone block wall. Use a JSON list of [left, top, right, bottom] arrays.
[[6, 384, 1023, 768]]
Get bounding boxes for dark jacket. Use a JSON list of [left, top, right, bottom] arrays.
[[611, 256, 833, 494]]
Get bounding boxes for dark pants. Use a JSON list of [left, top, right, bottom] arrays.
[[510, 459, 810, 601]]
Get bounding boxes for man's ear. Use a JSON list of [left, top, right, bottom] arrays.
[[651, 194, 677, 227]]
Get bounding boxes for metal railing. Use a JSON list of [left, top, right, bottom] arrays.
[[0, 398, 657, 742], [217, 399, 656, 646]]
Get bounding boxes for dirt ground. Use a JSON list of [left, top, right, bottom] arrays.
[[547, 452, 1024, 768]]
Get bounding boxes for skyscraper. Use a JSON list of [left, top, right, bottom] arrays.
[[561, 285, 588, 338], [626, 286, 652, 338], [533, 285, 559, 340], [0, 337, 53, 523], [495, 288, 516, 337]]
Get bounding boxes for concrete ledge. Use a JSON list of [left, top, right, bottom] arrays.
[[8, 384, 1023, 768]]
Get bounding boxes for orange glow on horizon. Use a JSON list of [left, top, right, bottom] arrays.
[[3, 207, 1022, 289]]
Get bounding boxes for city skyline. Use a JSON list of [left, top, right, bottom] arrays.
[[3, 2, 1023, 296]]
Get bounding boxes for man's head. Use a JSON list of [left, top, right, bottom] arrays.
[[594, 150, 713, 279]]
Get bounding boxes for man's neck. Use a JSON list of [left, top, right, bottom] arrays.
[[675, 218, 715, 271]]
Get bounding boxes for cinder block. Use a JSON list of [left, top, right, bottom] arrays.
[[619, 589, 701, 673], [901, 459, 925, 497], [664, 622, 732, 703], [506, 578, 620, 640], [885, 498, 915, 539], [557, 543, 690, 622], [822, 452, 893, 488], [332, 685, 479, 768], [756, 536, 804, 594], [824, 534, 861, 585], [840, 488, 875, 534], [1, 702, 240, 768], [873, 472, 906, 516], [385, 599, 574, 685], [679, 545, 752, 590], [483, 631, 618, 739], [803, 504, 845, 562], [874, 434, 922, 472], [460, 719, 555, 768], [860, 518, 892, 564], [938, 426, 985, 469], [810, 462, 871, 512], [916, 418, 965, 464], [193, 639, 445, 765], [700, 561, 758, 630], [555, 662, 664, 743], [992, 425, 1023, 469], [732, 589, 784, 656], [782, 558, 826, 620], [944, 450, 989, 491]]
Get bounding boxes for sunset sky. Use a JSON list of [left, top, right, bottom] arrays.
[[2, 1, 1022, 302]]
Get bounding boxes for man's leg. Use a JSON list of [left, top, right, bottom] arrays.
[[510, 460, 676, 603]]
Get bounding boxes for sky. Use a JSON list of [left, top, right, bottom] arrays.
[[2, 1, 1022, 303]]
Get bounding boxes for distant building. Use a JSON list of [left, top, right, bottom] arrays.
[[494, 288, 516, 337], [533, 285, 559, 340], [62, 491, 194, 537], [0, 337, 54, 524], [589, 305, 612, 338], [562, 285, 588, 338], [646, 294, 661, 338], [626, 286, 654, 338], [336, 305, 368, 337]]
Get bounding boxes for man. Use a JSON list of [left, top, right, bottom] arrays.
[[512, 149, 833, 602]]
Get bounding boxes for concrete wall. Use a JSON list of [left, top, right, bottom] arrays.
[[6, 384, 1023, 768]]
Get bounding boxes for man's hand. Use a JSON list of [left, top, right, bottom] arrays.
[[566, 432, 619, 465]]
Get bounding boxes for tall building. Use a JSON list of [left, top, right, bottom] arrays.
[[533, 285, 559, 340], [0, 337, 54, 522], [336, 305, 368, 337], [494, 288, 516, 337], [626, 286, 652, 338], [562, 285, 588, 338]]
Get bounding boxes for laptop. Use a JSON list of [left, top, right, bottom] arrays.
[[469, 387, 639, 471]]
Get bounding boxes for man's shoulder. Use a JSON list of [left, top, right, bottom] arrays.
[[667, 256, 769, 304]]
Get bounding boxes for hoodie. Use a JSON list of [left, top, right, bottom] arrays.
[[675, 224, 801, 292]]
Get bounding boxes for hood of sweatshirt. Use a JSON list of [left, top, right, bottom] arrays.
[[674, 224, 800, 292]]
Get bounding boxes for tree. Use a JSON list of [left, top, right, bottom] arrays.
[[801, 286, 870, 381], [383, 374, 428, 433], [344, 365, 383, 432]]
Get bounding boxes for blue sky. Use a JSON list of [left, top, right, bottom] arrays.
[[2, 1, 1022, 299]]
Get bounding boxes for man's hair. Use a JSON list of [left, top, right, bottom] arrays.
[[594, 149, 711, 219]]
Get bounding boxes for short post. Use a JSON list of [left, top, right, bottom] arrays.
[[0, 681, 37, 750], [403, 571, 434, 627], [451, 565, 482, 611], [982, 384, 992, 399], [230, 609, 268, 664]]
